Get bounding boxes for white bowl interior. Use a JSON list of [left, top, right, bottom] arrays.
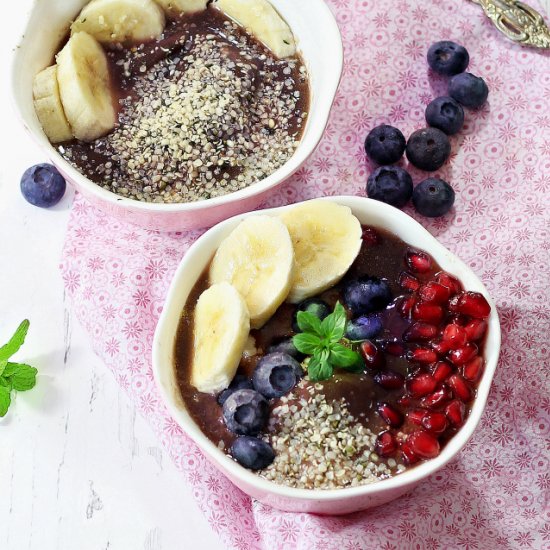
[[153, 196, 501, 506], [11, 0, 343, 214]]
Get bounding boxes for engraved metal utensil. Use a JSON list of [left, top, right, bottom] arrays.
[[469, 0, 550, 48]]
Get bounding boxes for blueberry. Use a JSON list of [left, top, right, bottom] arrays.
[[412, 177, 455, 217], [425, 96, 464, 135], [222, 389, 269, 435], [252, 352, 302, 399], [217, 374, 253, 406], [364, 125, 406, 165], [367, 166, 413, 208], [449, 72, 489, 109], [267, 338, 305, 361], [230, 436, 275, 470], [292, 298, 330, 332], [406, 128, 451, 171], [20, 163, 66, 207], [343, 277, 393, 316], [427, 41, 469, 76], [345, 314, 383, 341]]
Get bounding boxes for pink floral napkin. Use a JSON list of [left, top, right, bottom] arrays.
[[60, 0, 550, 548]]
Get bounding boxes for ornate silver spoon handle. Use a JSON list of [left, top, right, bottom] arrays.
[[470, 0, 550, 48]]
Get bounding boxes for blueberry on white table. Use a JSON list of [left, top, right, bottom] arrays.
[[367, 165, 413, 207], [425, 96, 465, 135], [406, 128, 451, 171], [364, 124, 406, 165], [449, 72, 489, 108], [427, 40, 469, 76], [412, 177, 455, 217], [20, 163, 66, 207]]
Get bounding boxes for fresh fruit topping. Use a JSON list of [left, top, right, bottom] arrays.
[[364, 124, 406, 165], [447, 373, 472, 402], [359, 340, 386, 369], [412, 177, 456, 217], [425, 96, 465, 135], [463, 356, 484, 382], [405, 249, 432, 273], [20, 164, 66, 208], [408, 409, 426, 425], [407, 430, 440, 459], [267, 338, 305, 361], [292, 298, 330, 332], [397, 395, 412, 407], [419, 281, 451, 304], [441, 323, 468, 349], [215, 0, 296, 58], [449, 291, 491, 319], [449, 72, 489, 108], [420, 385, 452, 409], [280, 200, 362, 303], [209, 215, 294, 329], [431, 338, 451, 356], [230, 436, 275, 470], [400, 441, 420, 464], [398, 295, 417, 318], [427, 40, 470, 76], [345, 314, 383, 341], [421, 412, 448, 434], [448, 343, 478, 366], [361, 226, 381, 246], [407, 372, 437, 397], [191, 283, 250, 393], [376, 430, 398, 456], [403, 322, 438, 342], [373, 370, 405, 390], [222, 389, 269, 435], [56, 31, 116, 141], [155, 0, 208, 14], [431, 361, 453, 382], [217, 374, 254, 405], [435, 272, 462, 295], [252, 352, 302, 399], [382, 339, 406, 356], [412, 302, 445, 324], [399, 272, 421, 292], [343, 276, 393, 316], [464, 319, 488, 341], [445, 400, 466, 427], [377, 402, 404, 428], [406, 128, 451, 172], [366, 166, 413, 208]]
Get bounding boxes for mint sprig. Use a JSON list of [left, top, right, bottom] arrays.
[[0, 320, 36, 417], [292, 302, 363, 382]]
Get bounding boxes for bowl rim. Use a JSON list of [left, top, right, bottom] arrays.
[[10, 0, 344, 213], [152, 195, 502, 502]]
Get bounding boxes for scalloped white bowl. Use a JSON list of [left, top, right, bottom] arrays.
[[152, 196, 501, 514], [11, 0, 342, 231]]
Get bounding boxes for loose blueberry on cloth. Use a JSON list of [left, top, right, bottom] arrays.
[[60, 0, 550, 547]]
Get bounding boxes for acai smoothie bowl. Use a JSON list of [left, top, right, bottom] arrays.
[[152, 196, 501, 514], [11, 0, 342, 230]]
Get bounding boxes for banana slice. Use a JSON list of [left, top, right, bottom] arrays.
[[280, 200, 363, 304], [191, 282, 250, 394], [209, 215, 294, 329], [71, 0, 165, 43], [154, 0, 208, 14], [56, 32, 116, 142], [33, 66, 73, 143], [214, 0, 296, 59]]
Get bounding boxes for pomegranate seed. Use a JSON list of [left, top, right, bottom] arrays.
[[419, 282, 451, 304], [362, 226, 380, 246], [407, 373, 437, 397], [407, 430, 440, 459], [377, 402, 404, 427], [447, 374, 472, 402], [406, 347, 438, 364], [449, 291, 491, 319], [400, 441, 420, 464], [376, 431, 397, 456], [431, 338, 451, 356], [412, 303, 445, 324], [399, 271, 421, 292], [408, 409, 426, 425], [421, 412, 448, 434], [464, 319, 487, 341], [441, 323, 467, 349], [405, 249, 432, 273], [403, 322, 438, 342], [383, 340, 405, 356], [374, 370, 405, 390], [432, 361, 453, 382], [448, 343, 478, 366], [397, 395, 412, 407], [463, 356, 484, 382], [445, 400, 466, 427], [398, 295, 417, 318], [420, 385, 452, 409], [435, 271, 462, 295], [360, 340, 385, 369]]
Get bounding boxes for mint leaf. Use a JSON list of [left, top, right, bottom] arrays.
[[296, 310, 323, 335], [0, 320, 30, 362], [0, 377, 11, 390], [307, 353, 333, 382], [293, 333, 322, 355], [344, 355, 366, 374], [0, 386, 11, 417], [329, 343, 361, 368], [320, 301, 347, 342], [3, 363, 37, 391], [0, 360, 7, 377]]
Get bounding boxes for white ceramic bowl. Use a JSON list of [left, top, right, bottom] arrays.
[[11, 0, 343, 231], [152, 196, 501, 514]]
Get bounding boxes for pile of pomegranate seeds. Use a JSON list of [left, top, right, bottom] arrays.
[[361, 248, 491, 466]]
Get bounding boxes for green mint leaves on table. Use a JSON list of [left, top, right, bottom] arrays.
[[292, 302, 363, 382], [0, 320, 37, 417]]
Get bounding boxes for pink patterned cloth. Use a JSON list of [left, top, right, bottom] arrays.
[[60, 0, 550, 548]]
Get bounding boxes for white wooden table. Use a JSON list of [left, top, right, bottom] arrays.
[[2, 2, 549, 549]]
